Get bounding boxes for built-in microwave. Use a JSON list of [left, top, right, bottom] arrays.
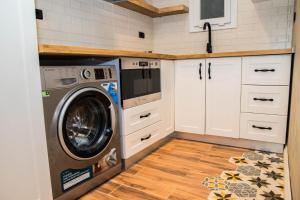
[[120, 58, 161, 109]]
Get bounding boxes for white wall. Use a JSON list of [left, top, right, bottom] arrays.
[[0, 0, 52, 199], [152, 0, 294, 54], [36, 0, 153, 51]]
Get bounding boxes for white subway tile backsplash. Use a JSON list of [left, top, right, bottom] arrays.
[[35, 0, 294, 54], [36, 0, 153, 51], [152, 0, 294, 54]]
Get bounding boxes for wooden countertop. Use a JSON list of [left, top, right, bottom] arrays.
[[39, 44, 293, 60]]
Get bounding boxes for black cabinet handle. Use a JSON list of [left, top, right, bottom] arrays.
[[253, 98, 274, 102], [140, 113, 151, 119], [252, 125, 272, 130], [199, 63, 202, 80], [141, 134, 152, 141], [148, 69, 152, 79], [142, 68, 145, 79], [254, 69, 275, 72], [208, 62, 212, 79]]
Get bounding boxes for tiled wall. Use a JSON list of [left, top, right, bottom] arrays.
[[35, 0, 153, 51], [152, 0, 295, 54], [36, 0, 295, 54]]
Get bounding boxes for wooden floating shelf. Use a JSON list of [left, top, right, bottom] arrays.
[[112, 0, 189, 18]]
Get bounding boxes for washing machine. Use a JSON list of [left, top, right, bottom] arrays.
[[40, 57, 122, 200]]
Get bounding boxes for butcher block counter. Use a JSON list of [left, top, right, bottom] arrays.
[[39, 44, 293, 60]]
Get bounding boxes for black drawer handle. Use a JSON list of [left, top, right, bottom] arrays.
[[254, 69, 275, 72], [140, 113, 151, 119], [252, 125, 272, 130], [141, 134, 152, 141], [199, 63, 202, 80], [253, 98, 274, 102], [208, 62, 212, 79]]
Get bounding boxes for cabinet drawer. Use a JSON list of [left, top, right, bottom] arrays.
[[123, 101, 161, 136], [240, 113, 287, 144], [241, 85, 289, 115], [242, 55, 291, 85], [122, 121, 162, 159]]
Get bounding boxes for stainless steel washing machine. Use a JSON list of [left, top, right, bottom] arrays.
[[40, 57, 122, 200]]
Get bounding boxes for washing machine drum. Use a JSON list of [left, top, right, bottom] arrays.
[[58, 88, 116, 160]]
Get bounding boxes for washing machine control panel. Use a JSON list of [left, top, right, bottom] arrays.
[[41, 66, 116, 90], [81, 67, 116, 81]]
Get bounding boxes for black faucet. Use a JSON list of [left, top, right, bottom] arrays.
[[203, 22, 212, 53]]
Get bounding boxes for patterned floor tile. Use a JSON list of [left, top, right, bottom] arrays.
[[208, 190, 238, 200], [220, 171, 247, 183], [243, 152, 264, 161], [203, 150, 285, 200], [203, 177, 229, 191], [237, 166, 261, 176]]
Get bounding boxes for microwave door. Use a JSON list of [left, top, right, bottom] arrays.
[[121, 68, 149, 101], [147, 68, 161, 95]]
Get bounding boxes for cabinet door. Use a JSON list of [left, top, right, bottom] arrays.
[[175, 59, 206, 134], [206, 57, 241, 138], [160, 60, 175, 137]]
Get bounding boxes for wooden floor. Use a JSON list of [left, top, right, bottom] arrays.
[[81, 139, 247, 200]]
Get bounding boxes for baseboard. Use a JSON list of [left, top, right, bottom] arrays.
[[284, 146, 292, 200], [173, 132, 284, 153]]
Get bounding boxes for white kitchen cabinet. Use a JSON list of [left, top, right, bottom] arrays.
[[174, 55, 291, 149], [205, 57, 242, 138], [160, 60, 175, 137], [122, 101, 161, 136], [241, 85, 290, 115], [240, 113, 287, 144], [122, 121, 162, 159], [175, 58, 241, 137], [239, 55, 291, 144], [175, 59, 206, 134], [242, 55, 291, 86]]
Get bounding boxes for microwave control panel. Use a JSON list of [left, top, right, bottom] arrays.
[[121, 58, 160, 70]]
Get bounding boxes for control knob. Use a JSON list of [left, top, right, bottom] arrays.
[[81, 69, 92, 79]]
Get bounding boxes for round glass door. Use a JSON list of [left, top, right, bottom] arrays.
[[58, 88, 115, 160]]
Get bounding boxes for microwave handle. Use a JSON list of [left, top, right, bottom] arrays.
[[149, 68, 152, 79], [142, 68, 145, 79]]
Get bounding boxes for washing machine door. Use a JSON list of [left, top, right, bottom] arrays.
[[58, 87, 116, 160]]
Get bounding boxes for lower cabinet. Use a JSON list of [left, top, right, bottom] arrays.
[[175, 59, 206, 134], [205, 58, 241, 138], [175, 55, 291, 145], [160, 60, 175, 137], [121, 60, 175, 159], [122, 121, 162, 159], [121, 55, 291, 159], [175, 57, 242, 138], [122, 101, 161, 136], [240, 113, 287, 144], [239, 55, 291, 144]]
